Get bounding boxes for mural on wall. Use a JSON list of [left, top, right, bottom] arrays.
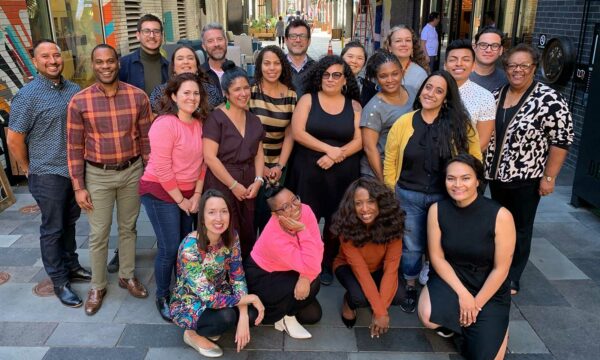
[[0, 3, 35, 122]]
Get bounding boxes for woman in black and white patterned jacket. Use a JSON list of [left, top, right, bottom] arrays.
[[485, 43, 574, 295]]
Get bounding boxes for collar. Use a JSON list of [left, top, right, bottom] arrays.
[[36, 74, 65, 89], [131, 48, 169, 66], [287, 54, 309, 72], [93, 80, 124, 97], [458, 79, 471, 89]]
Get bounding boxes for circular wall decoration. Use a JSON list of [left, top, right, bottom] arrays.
[[541, 37, 576, 85]]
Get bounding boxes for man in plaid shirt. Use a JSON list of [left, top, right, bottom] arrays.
[[67, 44, 152, 316]]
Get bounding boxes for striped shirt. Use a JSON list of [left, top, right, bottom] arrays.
[[249, 84, 296, 166], [67, 81, 152, 190]]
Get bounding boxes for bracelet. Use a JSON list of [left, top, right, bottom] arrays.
[[176, 197, 184, 204], [229, 180, 238, 190], [254, 176, 265, 184], [194, 191, 201, 194]]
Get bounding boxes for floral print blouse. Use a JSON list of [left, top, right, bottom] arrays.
[[170, 233, 247, 329]]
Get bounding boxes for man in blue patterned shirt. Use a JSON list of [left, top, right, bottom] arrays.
[[7, 39, 91, 308]]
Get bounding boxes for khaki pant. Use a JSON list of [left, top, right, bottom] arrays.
[[85, 158, 143, 290]]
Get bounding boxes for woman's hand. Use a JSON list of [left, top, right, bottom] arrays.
[[177, 198, 192, 216], [317, 155, 335, 170], [231, 182, 248, 201], [263, 167, 272, 179], [249, 295, 265, 326], [326, 146, 345, 163], [539, 178, 555, 196], [458, 291, 481, 327], [189, 193, 201, 213], [245, 181, 261, 199], [370, 314, 390, 338], [278, 215, 306, 234], [235, 311, 250, 352], [294, 277, 311, 300], [269, 166, 283, 182]]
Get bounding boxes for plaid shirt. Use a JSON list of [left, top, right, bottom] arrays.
[[67, 81, 152, 190]]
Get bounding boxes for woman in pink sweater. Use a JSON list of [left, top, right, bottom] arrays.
[[139, 73, 210, 322], [244, 186, 324, 339]]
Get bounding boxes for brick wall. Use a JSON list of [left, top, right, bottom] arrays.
[[533, 0, 600, 169]]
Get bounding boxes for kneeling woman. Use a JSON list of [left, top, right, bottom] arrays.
[[170, 190, 265, 357], [245, 186, 323, 339], [331, 177, 405, 337], [418, 154, 515, 360]]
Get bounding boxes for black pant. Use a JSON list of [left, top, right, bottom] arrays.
[[489, 180, 541, 282], [335, 265, 404, 310], [28, 174, 82, 287], [245, 256, 322, 324], [195, 306, 259, 337]]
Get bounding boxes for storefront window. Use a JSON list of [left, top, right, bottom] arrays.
[[27, 0, 53, 43], [516, 0, 537, 45]]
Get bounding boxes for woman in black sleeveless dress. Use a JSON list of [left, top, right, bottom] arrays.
[[418, 154, 516, 360], [287, 55, 362, 285]]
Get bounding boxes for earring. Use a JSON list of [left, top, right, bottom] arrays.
[[342, 84, 347, 93], [225, 98, 231, 110]]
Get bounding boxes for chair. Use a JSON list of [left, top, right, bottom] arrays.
[[227, 31, 235, 42], [233, 34, 255, 65], [226, 45, 242, 67]]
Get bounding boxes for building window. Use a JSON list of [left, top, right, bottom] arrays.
[[177, 0, 187, 39], [124, 0, 142, 51], [27, 0, 53, 44]]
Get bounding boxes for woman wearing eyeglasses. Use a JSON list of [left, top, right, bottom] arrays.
[[485, 44, 573, 295], [287, 55, 362, 286], [244, 186, 323, 339]]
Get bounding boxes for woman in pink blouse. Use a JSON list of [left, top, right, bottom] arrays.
[[139, 73, 209, 322], [244, 186, 324, 339]]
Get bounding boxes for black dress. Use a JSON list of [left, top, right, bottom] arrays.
[[287, 92, 360, 266], [428, 195, 510, 360]]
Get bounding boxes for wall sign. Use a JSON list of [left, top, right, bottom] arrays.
[[538, 34, 547, 48]]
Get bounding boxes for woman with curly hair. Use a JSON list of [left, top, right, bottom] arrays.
[[362, 25, 428, 105], [331, 177, 405, 337], [384, 70, 481, 314], [287, 55, 362, 286], [249, 45, 297, 233]]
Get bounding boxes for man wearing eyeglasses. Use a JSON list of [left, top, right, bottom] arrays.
[[119, 14, 169, 97], [470, 27, 508, 92], [285, 19, 315, 97]]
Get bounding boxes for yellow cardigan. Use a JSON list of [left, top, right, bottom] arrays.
[[383, 110, 482, 188]]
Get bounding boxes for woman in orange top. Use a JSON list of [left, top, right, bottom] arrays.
[[331, 177, 405, 338]]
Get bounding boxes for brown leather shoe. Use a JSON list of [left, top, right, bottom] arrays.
[[118, 277, 148, 298], [84, 288, 107, 316]]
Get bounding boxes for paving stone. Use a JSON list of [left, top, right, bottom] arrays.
[[315, 285, 345, 326], [42, 347, 147, 360], [568, 211, 600, 231], [355, 328, 432, 352], [507, 320, 549, 354], [146, 347, 248, 360], [511, 264, 569, 307], [519, 305, 600, 360], [0, 210, 40, 221], [249, 351, 346, 360], [529, 238, 588, 280], [113, 282, 165, 324], [349, 353, 450, 360], [45, 322, 125, 347], [0, 220, 23, 235], [510, 303, 525, 321], [9, 234, 40, 248], [0, 322, 57, 346], [552, 279, 600, 317], [219, 325, 284, 350], [0, 266, 42, 283], [284, 326, 356, 352], [0, 235, 21, 247], [0, 347, 48, 360], [9, 221, 42, 235], [569, 258, 600, 286], [533, 222, 600, 260], [0, 248, 40, 266], [119, 324, 184, 347]]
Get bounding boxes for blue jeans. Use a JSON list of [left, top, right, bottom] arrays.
[[28, 174, 81, 287], [395, 186, 446, 280], [141, 194, 193, 298]]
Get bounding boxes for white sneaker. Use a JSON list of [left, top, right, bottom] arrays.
[[419, 261, 430, 286], [274, 315, 312, 339]]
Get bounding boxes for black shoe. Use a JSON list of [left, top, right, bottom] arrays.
[[510, 280, 520, 295], [107, 250, 119, 273], [341, 313, 357, 328], [436, 326, 455, 338], [400, 286, 417, 313], [54, 283, 83, 308], [320, 269, 333, 286], [156, 296, 172, 322], [69, 267, 92, 282]]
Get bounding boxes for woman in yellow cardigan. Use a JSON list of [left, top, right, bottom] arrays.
[[384, 70, 481, 314]]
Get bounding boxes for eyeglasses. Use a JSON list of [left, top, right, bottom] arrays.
[[140, 29, 162, 37], [273, 195, 301, 213], [476, 42, 502, 51], [322, 71, 343, 80], [287, 33, 309, 40], [506, 63, 535, 71]]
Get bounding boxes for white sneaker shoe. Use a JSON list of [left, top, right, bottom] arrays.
[[274, 315, 312, 339], [419, 261, 430, 286]]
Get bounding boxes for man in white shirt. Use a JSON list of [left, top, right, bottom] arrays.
[[421, 12, 441, 72], [445, 39, 495, 151]]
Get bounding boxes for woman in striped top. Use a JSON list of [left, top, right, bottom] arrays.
[[249, 45, 297, 233]]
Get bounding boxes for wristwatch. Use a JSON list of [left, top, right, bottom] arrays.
[[544, 174, 554, 182]]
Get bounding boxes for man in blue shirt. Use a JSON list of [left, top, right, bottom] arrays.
[[7, 39, 91, 308]]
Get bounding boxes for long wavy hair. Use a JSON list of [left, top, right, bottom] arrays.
[[196, 189, 236, 253], [302, 55, 360, 101], [383, 25, 429, 73], [253, 45, 295, 92], [330, 178, 405, 248], [413, 70, 474, 159], [158, 72, 209, 121]]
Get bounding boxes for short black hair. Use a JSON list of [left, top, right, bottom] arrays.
[[446, 153, 484, 182], [428, 12, 440, 22], [285, 19, 311, 39], [341, 41, 366, 58], [91, 44, 118, 60], [137, 14, 163, 32], [474, 26, 504, 43], [32, 39, 58, 56], [445, 39, 475, 62]]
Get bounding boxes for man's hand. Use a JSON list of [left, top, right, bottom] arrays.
[[75, 189, 94, 211]]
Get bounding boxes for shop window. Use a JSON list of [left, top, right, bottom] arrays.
[[516, 0, 537, 45], [26, 0, 53, 46], [177, 0, 187, 39], [125, 0, 142, 51]]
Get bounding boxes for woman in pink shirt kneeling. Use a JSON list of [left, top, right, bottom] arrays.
[[244, 186, 324, 339], [139, 73, 209, 322]]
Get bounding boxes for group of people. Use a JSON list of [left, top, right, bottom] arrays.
[[7, 11, 574, 359]]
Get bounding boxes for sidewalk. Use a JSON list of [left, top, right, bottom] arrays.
[[0, 167, 599, 360]]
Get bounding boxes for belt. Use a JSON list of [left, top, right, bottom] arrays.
[[87, 155, 140, 171]]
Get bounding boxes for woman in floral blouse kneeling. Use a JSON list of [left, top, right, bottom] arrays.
[[170, 189, 265, 358]]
